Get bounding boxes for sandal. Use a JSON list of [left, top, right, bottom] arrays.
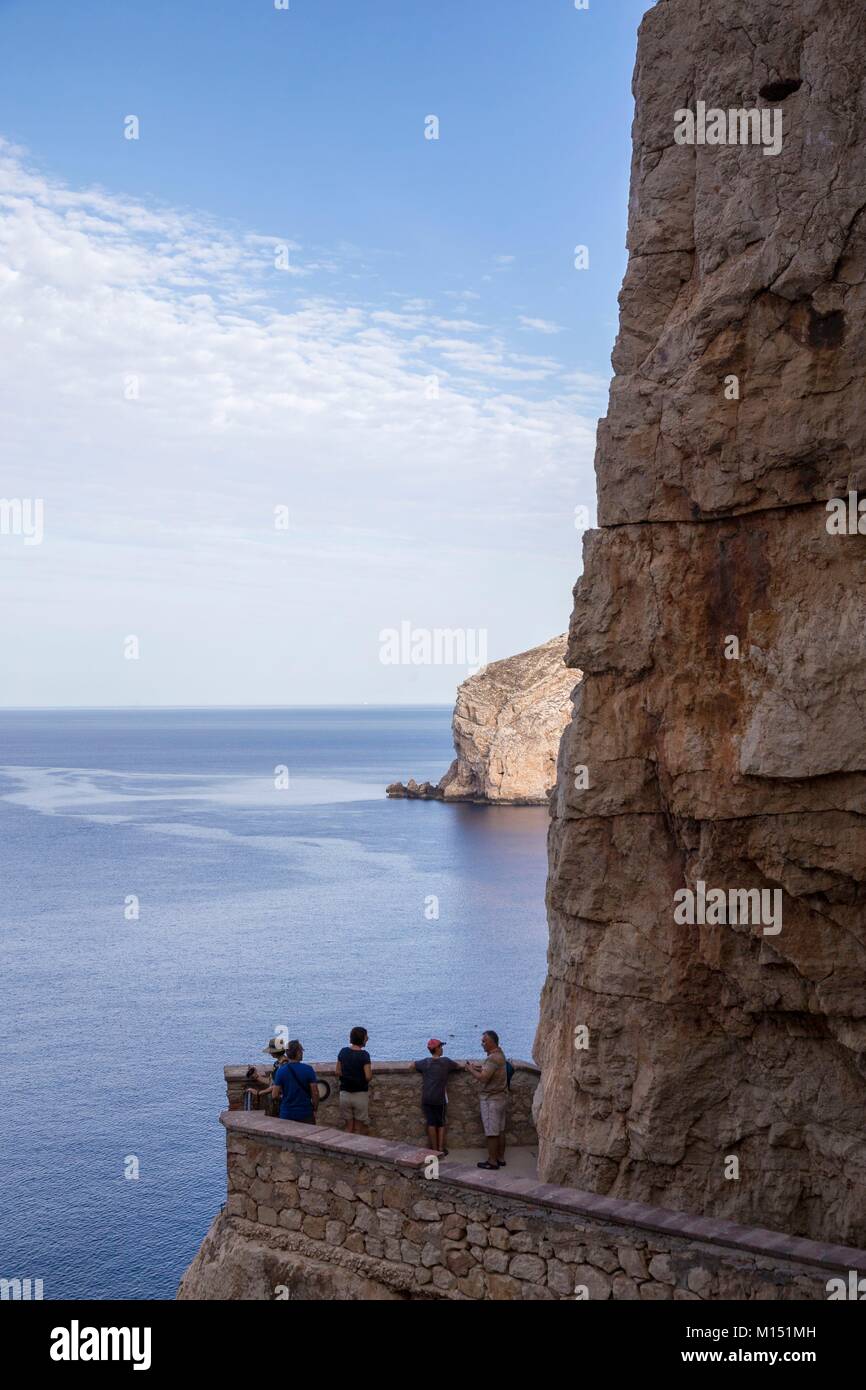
[[476, 1161, 499, 1170]]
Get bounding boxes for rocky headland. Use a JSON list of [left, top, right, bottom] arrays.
[[387, 635, 579, 806]]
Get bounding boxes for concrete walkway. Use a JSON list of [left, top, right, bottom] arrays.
[[441, 1145, 538, 1179]]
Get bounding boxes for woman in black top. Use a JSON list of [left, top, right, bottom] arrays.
[[335, 1026, 372, 1133]]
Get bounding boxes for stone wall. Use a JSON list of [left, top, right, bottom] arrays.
[[225, 1059, 539, 1149], [177, 1111, 866, 1300]]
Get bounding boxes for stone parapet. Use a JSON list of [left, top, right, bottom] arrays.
[[225, 1058, 540, 1149], [176, 1110, 866, 1301]]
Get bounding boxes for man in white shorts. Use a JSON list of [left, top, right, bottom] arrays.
[[467, 1029, 508, 1169]]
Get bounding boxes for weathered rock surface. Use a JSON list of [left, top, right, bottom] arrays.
[[387, 635, 579, 805], [178, 1211, 407, 1301], [534, 0, 866, 1247]]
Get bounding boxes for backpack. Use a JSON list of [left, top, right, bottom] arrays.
[[505, 1059, 515, 1091]]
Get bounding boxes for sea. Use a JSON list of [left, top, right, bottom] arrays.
[[0, 707, 550, 1299]]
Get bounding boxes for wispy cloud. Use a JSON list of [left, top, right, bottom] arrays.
[[518, 315, 565, 335], [0, 139, 609, 703]]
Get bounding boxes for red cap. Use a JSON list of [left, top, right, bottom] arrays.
[[427, 1038, 443, 1051]]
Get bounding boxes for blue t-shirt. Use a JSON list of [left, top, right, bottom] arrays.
[[272, 1061, 317, 1120]]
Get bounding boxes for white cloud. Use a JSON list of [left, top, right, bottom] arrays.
[[518, 315, 564, 335], [0, 140, 609, 704]]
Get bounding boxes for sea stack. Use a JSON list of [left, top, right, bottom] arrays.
[[534, 0, 866, 1246], [387, 635, 579, 805]]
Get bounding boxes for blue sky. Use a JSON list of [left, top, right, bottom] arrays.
[[0, 0, 653, 704]]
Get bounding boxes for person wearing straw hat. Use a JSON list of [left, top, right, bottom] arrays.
[[243, 1036, 288, 1115], [262, 1035, 288, 1063]]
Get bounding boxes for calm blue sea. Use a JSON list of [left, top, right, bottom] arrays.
[[0, 708, 549, 1300]]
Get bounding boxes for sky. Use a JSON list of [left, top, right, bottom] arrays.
[[0, 0, 654, 705]]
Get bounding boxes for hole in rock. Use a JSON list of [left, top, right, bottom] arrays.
[[759, 78, 803, 102], [807, 309, 845, 349], [787, 301, 846, 350]]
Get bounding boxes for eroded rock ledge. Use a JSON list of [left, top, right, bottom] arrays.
[[533, 0, 866, 1248], [387, 635, 579, 805]]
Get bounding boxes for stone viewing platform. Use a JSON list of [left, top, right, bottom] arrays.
[[177, 1063, 866, 1300], [225, 1058, 540, 1152]]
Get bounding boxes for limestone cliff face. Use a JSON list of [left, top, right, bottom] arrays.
[[387, 636, 579, 804], [534, 0, 866, 1246]]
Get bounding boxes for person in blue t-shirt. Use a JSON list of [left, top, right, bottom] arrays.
[[270, 1040, 318, 1124]]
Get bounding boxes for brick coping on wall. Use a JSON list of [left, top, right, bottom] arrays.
[[226, 1058, 541, 1080], [222, 1109, 866, 1276]]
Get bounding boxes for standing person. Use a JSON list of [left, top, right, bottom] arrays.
[[270, 1040, 319, 1125], [244, 1035, 288, 1115], [467, 1030, 508, 1169], [414, 1038, 461, 1155], [336, 1026, 372, 1134]]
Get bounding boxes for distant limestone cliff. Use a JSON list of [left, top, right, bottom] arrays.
[[387, 635, 579, 805]]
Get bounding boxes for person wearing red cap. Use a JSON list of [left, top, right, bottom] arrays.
[[414, 1039, 462, 1155]]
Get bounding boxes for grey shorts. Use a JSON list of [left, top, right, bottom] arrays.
[[480, 1093, 508, 1137], [339, 1090, 370, 1124]]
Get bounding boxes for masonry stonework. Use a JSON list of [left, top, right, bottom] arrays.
[[177, 1110, 866, 1301]]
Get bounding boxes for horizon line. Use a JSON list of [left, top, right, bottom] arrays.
[[0, 702, 454, 712]]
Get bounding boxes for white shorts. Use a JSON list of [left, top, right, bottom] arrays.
[[339, 1090, 370, 1124], [480, 1094, 508, 1137]]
